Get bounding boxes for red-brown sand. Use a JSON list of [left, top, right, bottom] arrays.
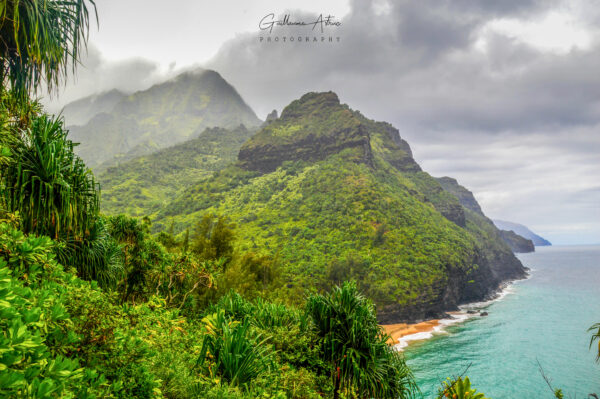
[[381, 320, 440, 345]]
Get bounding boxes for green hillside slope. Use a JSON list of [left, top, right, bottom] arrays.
[[68, 69, 261, 167], [98, 125, 256, 217], [154, 92, 525, 322]]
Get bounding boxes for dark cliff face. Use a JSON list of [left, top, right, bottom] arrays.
[[238, 92, 420, 174], [499, 230, 535, 253], [238, 92, 373, 173], [437, 177, 484, 216], [428, 177, 528, 318]]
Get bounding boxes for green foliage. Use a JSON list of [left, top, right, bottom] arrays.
[[219, 251, 282, 300], [251, 297, 304, 330], [324, 253, 369, 289], [438, 377, 489, 399], [58, 217, 123, 289], [98, 126, 256, 217], [1, 113, 99, 240], [197, 309, 273, 388], [0, 0, 97, 96], [159, 149, 478, 312], [108, 215, 153, 301], [0, 89, 124, 291], [191, 213, 235, 263], [156, 254, 217, 312], [210, 290, 254, 320], [0, 223, 112, 398], [306, 281, 417, 399]]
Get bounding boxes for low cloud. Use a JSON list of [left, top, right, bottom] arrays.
[[42, 45, 177, 113], [41, 0, 600, 244], [206, 0, 600, 244]]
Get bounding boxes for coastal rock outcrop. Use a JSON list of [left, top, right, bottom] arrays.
[[499, 229, 535, 253], [493, 219, 552, 246]]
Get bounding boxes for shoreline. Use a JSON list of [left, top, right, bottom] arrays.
[[382, 275, 528, 350], [382, 311, 470, 350]]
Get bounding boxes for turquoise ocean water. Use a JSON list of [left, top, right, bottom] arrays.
[[403, 245, 600, 398]]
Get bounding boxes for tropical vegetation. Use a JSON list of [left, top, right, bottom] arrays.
[[2, 1, 596, 398], [153, 91, 525, 322]]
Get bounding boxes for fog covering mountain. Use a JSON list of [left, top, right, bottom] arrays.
[[155, 91, 526, 322], [493, 220, 552, 246], [66, 69, 261, 167], [62, 89, 125, 126]]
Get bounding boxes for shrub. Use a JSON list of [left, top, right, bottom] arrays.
[[0, 223, 112, 397], [437, 376, 489, 399], [196, 309, 273, 388], [306, 281, 417, 399]]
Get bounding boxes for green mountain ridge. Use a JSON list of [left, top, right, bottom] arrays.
[[68, 69, 261, 167], [154, 91, 526, 323], [437, 177, 537, 254]]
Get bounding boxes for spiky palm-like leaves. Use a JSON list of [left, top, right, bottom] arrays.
[[0, 0, 97, 96], [0, 111, 123, 288], [589, 322, 600, 362], [0, 113, 99, 240], [57, 217, 123, 289], [306, 281, 417, 399], [196, 309, 272, 387], [108, 215, 172, 303], [438, 377, 489, 399]]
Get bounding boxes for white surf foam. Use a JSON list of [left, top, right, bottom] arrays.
[[393, 279, 523, 351]]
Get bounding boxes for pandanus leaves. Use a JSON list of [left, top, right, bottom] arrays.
[[1, 113, 99, 240], [0, 0, 97, 96], [306, 281, 417, 399]]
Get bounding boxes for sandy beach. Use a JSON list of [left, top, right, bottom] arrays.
[[381, 319, 441, 345]]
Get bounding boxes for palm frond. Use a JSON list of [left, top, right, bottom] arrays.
[[0, 0, 97, 96]]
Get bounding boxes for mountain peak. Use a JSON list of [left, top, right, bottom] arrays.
[[280, 91, 341, 120], [68, 69, 261, 167], [173, 68, 222, 82], [238, 91, 372, 173], [238, 91, 424, 174]]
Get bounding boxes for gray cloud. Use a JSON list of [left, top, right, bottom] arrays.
[[208, 1, 600, 131], [39, 0, 599, 244], [42, 45, 177, 113], [206, 0, 600, 244]]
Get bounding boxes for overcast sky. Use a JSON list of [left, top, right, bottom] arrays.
[[47, 0, 600, 245]]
